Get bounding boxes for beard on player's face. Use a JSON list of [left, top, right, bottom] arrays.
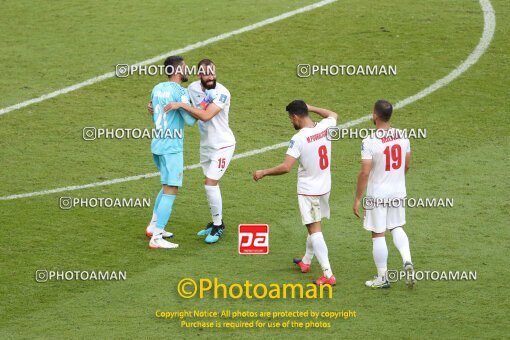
[[201, 77, 216, 90], [290, 116, 300, 130]]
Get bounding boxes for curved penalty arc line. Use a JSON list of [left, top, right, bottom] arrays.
[[0, 0, 496, 201]]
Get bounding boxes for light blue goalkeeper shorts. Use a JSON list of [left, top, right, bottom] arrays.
[[152, 152, 184, 187]]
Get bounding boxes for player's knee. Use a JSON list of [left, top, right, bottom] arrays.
[[371, 231, 385, 238], [306, 222, 322, 234], [204, 177, 219, 186], [163, 185, 178, 195]]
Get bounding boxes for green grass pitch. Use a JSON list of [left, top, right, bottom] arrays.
[[0, 0, 508, 338]]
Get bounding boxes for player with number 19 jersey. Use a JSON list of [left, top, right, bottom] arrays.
[[353, 100, 414, 289], [361, 128, 410, 199], [361, 128, 410, 233]]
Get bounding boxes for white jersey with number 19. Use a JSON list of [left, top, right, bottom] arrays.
[[286, 117, 336, 196], [361, 128, 410, 199]]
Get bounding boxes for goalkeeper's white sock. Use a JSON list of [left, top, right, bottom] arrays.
[[148, 212, 157, 228], [205, 185, 222, 225], [391, 227, 412, 264], [148, 189, 163, 227], [302, 235, 314, 265], [372, 237, 388, 278], [310, 232, 333, 278]]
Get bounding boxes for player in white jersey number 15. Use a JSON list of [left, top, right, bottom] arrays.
[[162, 59, 235, 244], [253, 100, 338, 286], [353, 100, 415, 289]]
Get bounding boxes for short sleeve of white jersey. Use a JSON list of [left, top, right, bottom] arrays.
[[320, 116, 337, 127], [286, 136, 301, 159], [361, 138, 372, 160], [406, 140, 411, 153], [212, 88, 230, 110]]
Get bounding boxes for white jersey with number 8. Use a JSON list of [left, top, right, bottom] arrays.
[[361, 128, 410, 199], [286, 117, 336, 195]]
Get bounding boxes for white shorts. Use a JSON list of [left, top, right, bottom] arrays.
[[298, 193, 330, 225], [200, 145, 235, 180], [363, 205, 406, 233]]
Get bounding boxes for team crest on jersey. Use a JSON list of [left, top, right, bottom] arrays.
[[288, 140, 295, 149], [219, 94, 227, 103]]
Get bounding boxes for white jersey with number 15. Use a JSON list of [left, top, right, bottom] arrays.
[[187, 81, 236, 149]]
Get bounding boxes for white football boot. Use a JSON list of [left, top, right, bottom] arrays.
[[146, 224, 173, 238], [404, 261, 415, 288], [365, 275, 390, 288], [149, 232, 178, 249]]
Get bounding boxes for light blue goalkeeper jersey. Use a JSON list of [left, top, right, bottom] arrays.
[[150, 81, 196, 155]]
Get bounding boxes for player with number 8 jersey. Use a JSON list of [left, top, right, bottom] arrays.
[[286, 116, 334, 197], [253, 100, 338, 286]]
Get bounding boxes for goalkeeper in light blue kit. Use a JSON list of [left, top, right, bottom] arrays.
[[146, 55, 196, 249]]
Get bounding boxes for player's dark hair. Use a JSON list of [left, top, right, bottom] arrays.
[[286, 100, 308, 117], [197, 58, 215, 75], [374, 100, 393, 122], [197, 58, 215, 68], [164, 55, 184, 76]]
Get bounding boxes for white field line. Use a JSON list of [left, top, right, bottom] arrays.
[[0, 0, 336, 116], [0, 0, 495, 201]]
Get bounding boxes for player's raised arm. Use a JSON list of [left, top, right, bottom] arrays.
[[164, 89, 222, 122], [306, 104, 338, 121], [164, 102, 221, 122], [253, 155, 297, 181], [353, 159, 372, 218]]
